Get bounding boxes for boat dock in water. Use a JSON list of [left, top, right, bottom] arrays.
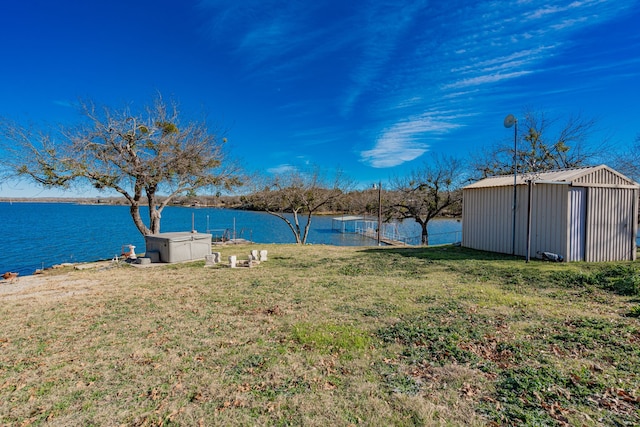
[[332, 216, 412, 246]]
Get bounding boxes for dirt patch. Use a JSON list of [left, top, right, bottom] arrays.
[[0, 273, 101, 301]]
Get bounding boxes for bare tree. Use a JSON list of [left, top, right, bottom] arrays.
[[614, 134, 640, 182], [0, 96, 240, 236], [387, 155, 463, 246], [471, 109, 605, 179], [340, 186, 381, 217], [245, 168, 350, 244]]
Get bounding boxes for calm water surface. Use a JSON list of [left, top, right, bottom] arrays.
[[0, 202, 461, 276]]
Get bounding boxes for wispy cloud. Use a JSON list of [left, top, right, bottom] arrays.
[[523, 0, 610, 21], [198, 1, 357, 74], [197, 0, 637, 169], [443, 70, 534, 90], [360, 112, 464, 168], [339, 0, 430, 116], [359, 0, 634, 167], [266, 164, 298, 175], [360, 144, 428, 168]]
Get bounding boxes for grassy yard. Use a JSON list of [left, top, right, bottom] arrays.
[[1, 244, 639, 426]]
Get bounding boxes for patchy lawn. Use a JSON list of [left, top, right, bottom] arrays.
[[1, 244, 638, 426]]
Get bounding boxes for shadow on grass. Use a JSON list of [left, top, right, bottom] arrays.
[[359, 244, 521, 262]]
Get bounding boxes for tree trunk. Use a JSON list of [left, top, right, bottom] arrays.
[[129, 202, 151, 236], [301, 212, 313, 245], [265, 210, 302, 244], [147, 190, 162, 235], [149, 207, 161, 234], [291, 210, 303, 244], [420, 221, 429, 246]]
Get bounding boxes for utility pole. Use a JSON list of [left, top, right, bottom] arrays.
[[377, 181, 382, 246], [504, 114, 518, 255]]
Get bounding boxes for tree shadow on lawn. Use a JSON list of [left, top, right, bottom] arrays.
[[359, 244, 521, 262]]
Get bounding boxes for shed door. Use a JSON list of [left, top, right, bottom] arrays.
[[584, 188, 636, 262], [568, 187, 586, 261]]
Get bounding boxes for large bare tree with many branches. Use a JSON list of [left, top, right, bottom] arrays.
[[471, 109, 605, 179], [244, 168, 350, 244], [0, 96, 240, 236], [387, 155, 463, 246]]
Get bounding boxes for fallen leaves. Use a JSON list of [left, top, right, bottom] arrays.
[[592, 387, 640, 415], [217, 398, 246, 413], [460, 382, 480, 398]]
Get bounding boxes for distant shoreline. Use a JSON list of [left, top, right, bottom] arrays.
[[0, 197, 129, 206], [0, 197, 124, 204], [0, 198, 462, 219], [0, 198, 225, 207]]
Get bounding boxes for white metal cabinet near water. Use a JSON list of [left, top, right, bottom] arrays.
[[144, 232, 212, 263]]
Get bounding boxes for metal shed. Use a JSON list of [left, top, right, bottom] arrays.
[[462, 165, 639, 262]]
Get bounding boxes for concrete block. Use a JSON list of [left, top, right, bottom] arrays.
[[204, 254, 216, 267]]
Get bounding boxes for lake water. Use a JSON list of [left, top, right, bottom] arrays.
[[0, 202, 461, 277]]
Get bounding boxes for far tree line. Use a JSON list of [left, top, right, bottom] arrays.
[[0, 95, 636, 245]]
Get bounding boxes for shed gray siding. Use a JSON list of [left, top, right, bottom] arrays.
[[573, 167, 633, 186], [462, 165, 639, 262], [462, 185, 516, 254], [568, 188, 587, 261], [463, 182, 569, 258], [585, 187, 638, 262], [528, 182, 568, 258]]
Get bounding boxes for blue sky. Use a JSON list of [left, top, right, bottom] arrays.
[[1, 0, 639, 197]]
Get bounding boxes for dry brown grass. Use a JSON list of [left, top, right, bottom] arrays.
[[1, 244, 638, 426]]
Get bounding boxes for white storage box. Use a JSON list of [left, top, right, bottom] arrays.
[[144, 232, 212, 263]]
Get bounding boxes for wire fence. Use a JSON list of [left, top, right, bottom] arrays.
[[355, 224, 462, 246]]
